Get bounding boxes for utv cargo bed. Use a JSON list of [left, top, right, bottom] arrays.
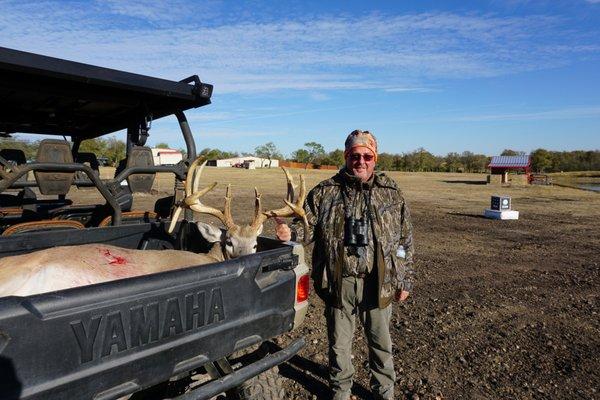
[[0, 223, 304, 400]]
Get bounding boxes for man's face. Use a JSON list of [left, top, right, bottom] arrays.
[[345, 147, 376, 182]]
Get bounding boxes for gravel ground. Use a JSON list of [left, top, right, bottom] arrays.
[[54, 169, 600, 399], [269, 174, 600, 400]]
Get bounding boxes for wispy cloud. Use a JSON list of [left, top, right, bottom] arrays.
[[185, 112, 236, 122], [196, 103, 386, 125], [146, 125, 278, 146], [0, 2, 598, 93], [309, 92, 331, 101], [198, 130, 275, 139], [385, 87, 435, 93], [98, 0, 226, 25], [452, 105, 600, 122]]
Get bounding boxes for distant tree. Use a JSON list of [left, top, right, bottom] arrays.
[[415, 148, 437, 171], [223, 151, 240, 159], [531, 148, 553, 172], [178, 148, 187, 159], [199, 148, 239, 160], [393, 154, 406, 171], [434, 155, 446, 172], [500, 149, 525, 156], [377, 153, 394, 171], [397, 148, 438, 172], [473, 154, 490, 173], [79, 138, 108, 156], [444, 152, 464, 172], [460, 151, 489, 173], [105, 136, 126, 166], [304, 142, 326, 169], [155, 142, 170, 149], [400, 152, 414, 171], [550, 151, 568, 172], [254, 142, 282, 167], [321, 149, 345, 167], [0, 137, 38, 160], [584, 150, 600, 171], [291, 149, 311, 165]]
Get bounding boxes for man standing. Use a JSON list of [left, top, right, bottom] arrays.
[[277, 130, 414, 400]]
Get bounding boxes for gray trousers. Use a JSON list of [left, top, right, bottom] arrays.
[[326, 276, 395, 400]]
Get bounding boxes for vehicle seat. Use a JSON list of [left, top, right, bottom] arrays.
[[126, 146, 155, 193], [34, 139, 74, 195], [100, 146, 156, 227], [0, 207, 37, 230], [98, 211, 158, 227], [50, 204, 104, 227], [74, 152, 100, 187], [1, 220, 84, 236], [0, 148, 27, 165], [0, 188, 40, 230], [0, 148, 28, 183]]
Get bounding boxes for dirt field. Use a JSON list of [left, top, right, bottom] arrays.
[[79, 168, 600, 399]]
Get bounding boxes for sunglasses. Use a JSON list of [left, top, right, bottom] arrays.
[[350, 153, 374, 162]]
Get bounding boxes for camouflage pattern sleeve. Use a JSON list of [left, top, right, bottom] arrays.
[[400, 197, 415, 292]]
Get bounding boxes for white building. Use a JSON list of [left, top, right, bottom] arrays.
[[207, 156, 279, 168], [151, 148, 183, 165]]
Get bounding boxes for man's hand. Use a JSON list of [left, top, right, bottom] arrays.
[[274, 217, 292, 241], [394, 289, 410, 302]]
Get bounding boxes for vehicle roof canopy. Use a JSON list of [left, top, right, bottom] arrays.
[[0, 46, 213, 139]]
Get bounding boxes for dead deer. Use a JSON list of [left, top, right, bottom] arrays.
[[168, 158, 308, 258], [0, 158, 307, 297]]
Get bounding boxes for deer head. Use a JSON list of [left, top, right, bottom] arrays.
[[168, 158, 307, 259]]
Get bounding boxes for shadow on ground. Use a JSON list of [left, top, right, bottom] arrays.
[[273, 343, 372, 399], [448, 212, 488, 219], [442, 180, 488, 185]]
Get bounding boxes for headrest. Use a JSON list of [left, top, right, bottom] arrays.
[[75, 152, 100, 172], [74, 152, 100, 187], [0, 148, 28, 183], [126, 146, 155, 193], [0, 148, 27, 165], [34, 139, 74, 195]]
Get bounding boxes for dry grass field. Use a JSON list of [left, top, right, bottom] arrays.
[[75, 167, 599, 399]]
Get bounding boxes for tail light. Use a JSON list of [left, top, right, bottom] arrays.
[[296, 274, 310, 303]]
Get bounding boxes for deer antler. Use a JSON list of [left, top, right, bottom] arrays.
[[250, 167, 308, 237], [167, 158, 239, 234]]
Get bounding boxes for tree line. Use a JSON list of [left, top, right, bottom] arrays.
[[1, 137, 598, 172], [530, 148, 600, 173]]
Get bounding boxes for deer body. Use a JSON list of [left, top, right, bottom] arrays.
[[0, 243, 226, 297]]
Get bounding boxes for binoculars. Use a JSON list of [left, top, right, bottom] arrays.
[[344, 216, 369, 248]]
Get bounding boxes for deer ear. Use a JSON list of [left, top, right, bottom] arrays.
[[196, 222, 223, 243]]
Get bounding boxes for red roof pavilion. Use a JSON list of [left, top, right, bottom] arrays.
[[488, 155, 532, 183]]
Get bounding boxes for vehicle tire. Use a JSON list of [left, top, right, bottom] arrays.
[[232, 366, 286, 400]]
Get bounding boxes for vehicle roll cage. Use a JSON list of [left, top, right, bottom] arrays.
[[0, 112, 197, 226], [0, 46, 214, 226]]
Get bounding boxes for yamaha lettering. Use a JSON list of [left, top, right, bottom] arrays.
[[70, 288, 226, 363]]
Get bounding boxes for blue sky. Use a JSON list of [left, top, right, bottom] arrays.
[[1, 0, 599, 156]]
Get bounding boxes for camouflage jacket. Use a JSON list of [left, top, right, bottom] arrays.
[[303, 169, 414, 309]]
